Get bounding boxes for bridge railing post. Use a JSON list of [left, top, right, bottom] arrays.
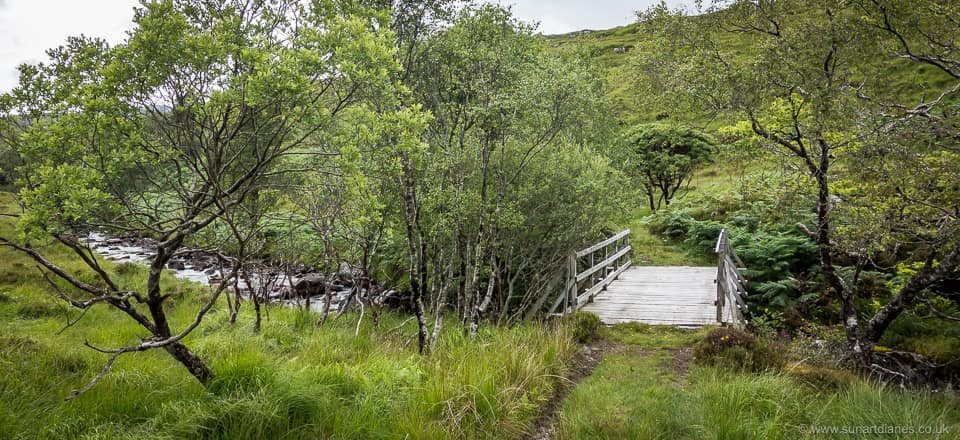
[[716, 253, 725, 324], [715, 228, 749, 327], [565, 253, 576, 313]]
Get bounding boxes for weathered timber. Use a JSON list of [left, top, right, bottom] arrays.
[[582, 266, 721, 325], [575, 229, 631, 258], [541, 228, 747, 328], [715, 228, 748, 327]]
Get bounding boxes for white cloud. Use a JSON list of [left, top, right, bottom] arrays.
[[0, 0, 699, 93], [502, 0, 697, 35], [0, 0, 138, 92]]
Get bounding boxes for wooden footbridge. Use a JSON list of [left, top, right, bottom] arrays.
[[547, 229, 748, 327]]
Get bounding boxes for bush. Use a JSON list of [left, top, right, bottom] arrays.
[[787, 364, 858, 390], [694, 327, 785, 372], [0, 262, 29, 285], [0, 334, 39, 354], [567, 311, 602, 343], [49, 351, 88, 374], [16, 301, 61, 319], [645, 189, 822, 318]]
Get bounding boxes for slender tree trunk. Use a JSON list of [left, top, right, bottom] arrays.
[[468, 137, 492, 336], [225, 277, 238, 325], [471, 140, 505, 336], [811, 159, 866, 362], [470, 256, 498, 337], [229, 278, 242, 325], [455, 178, 468, 321], [430, 248, 449, 348], [399, 153, 429, 353], [458, 234, 469, 322], [645, 182, 656, 211], [253, 297, 262, 333], [318, 279, 333, 327], [241, 272, 262, 333], [147, 239, 212, 384]]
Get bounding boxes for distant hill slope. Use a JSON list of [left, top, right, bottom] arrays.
[[546, 24, 643, 71], [545, 24, 647, 124], [544, 18, 957, 128]]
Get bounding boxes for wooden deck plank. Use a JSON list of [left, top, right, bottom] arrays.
[[581, 265, 728, 326]]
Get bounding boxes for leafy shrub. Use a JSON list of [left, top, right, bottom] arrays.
[[0, 334, 39, 354], [683, 219, 724, 253], [16, 301, 61, 319], [787, 364, 858, 390], [736, 232, 818, 283], [567, 311, 602, 343], [733, 231, 820, 317], [647, 209, 724, 255], [649, 208, 820, 317], [114, 262, 141, 276], [694, 327, 785, 372], [0, 262, 29, 285], [749, 309, 787, 338]]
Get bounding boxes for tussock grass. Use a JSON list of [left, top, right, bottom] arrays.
[[0, 193, 577, 439], [556, 323, 960, 440], [1, 302, 576, 439]]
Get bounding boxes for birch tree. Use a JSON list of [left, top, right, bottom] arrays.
[[0, 0, 403, 394]]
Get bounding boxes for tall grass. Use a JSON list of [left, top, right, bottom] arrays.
[[1, 298, 576, 439], [556, 324, 960, 440], [0, 193, 577, 439], [1, 300, 576, 439]]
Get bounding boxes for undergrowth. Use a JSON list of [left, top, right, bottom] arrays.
[[0, 193, 577, 439], [556, 322, 960, 440]]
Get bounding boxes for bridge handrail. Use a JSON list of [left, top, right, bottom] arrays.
[[575, 229, 631, 258], [716, 228, 748, 327], [546, 229, 632, 315]]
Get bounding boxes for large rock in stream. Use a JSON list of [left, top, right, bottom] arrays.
[[291, 274, 326, 298]]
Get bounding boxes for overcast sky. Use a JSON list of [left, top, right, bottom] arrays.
[[0, 0, 696, 93]]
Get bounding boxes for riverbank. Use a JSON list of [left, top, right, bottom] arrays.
[[0, 190, 580, 439], [81, 231, 359, 313]]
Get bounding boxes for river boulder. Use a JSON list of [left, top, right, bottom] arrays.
[[291, 274, 326, 298]]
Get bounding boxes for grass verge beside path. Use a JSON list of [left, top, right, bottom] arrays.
[[555, 323, 960, 440]]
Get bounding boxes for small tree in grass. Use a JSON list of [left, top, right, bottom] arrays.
[[620, 123, 716, 211]]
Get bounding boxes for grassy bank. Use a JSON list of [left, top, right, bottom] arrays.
[[1, 304, 576, 439], [0, 194, 577, 439], [556, 324, 960, 439], [1, 295, 577, 439]]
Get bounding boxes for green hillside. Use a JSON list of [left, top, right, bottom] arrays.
[[545, 24, 649, 124], [544, 16, 958, 128]]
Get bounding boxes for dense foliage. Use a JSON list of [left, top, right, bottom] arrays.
[[0, 0, 626, 389], [625, 0, 960, 366], [617, 123, 716, 211]]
